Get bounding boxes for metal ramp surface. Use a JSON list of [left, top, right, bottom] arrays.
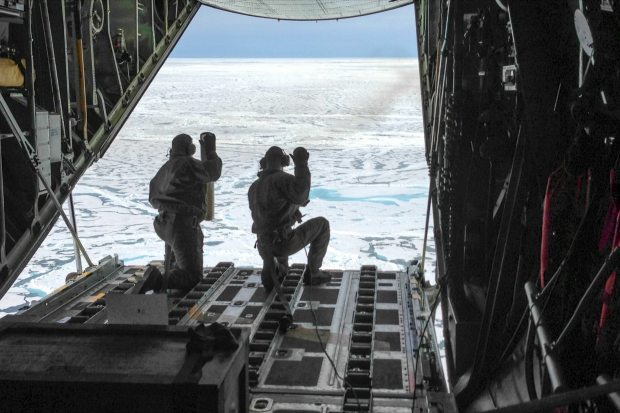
[[3, 256, 454, 412]]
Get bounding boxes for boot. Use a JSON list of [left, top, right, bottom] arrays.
[[274, 257, 288, 283], [261, 263, 275, 293], [138, 265, 164, 293], [303, 267, 331, 286], [207, 322, 239, 352]]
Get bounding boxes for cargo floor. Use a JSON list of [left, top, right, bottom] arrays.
[[2, 256, 452, 412]]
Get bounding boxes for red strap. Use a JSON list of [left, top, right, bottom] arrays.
[[575, 175, 583, 202], [599, 205, 618, 252], [598, 273, 617, 340], [540, 172, 562, 288], [599, 170, 619, 252], [597, 210, 620, 340], [585, 168, 592, 210]]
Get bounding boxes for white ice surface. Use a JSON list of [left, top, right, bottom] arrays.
[[0, 59, 435, 318]]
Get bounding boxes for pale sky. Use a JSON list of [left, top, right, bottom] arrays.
[[172, 4, 418, 58]]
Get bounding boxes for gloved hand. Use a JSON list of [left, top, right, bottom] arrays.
[[293, 209, 303, 224], [290, 147, 309, 166]]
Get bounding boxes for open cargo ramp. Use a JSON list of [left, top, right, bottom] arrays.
[[1, 257, 454, 412]]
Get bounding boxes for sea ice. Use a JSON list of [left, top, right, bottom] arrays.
[[0, 58, 436, 316]]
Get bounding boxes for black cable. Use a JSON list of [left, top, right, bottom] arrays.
[[302, 246, 362, 412], [412, 282, 443, 411], [524, 318, 538, 401]]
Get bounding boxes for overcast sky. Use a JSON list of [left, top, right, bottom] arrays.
[[172, 4, 418, 58]]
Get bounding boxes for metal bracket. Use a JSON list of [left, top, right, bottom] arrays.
[[502, 64, 518, 91]]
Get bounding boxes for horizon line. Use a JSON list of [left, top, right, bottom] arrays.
[[168, 56, 419, 59]]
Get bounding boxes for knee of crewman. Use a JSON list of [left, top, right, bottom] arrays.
[[316, 216, 329, 231], [189, 272, 202, 285]]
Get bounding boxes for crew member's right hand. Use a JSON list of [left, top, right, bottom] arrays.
[[290, 147, 309, 165]]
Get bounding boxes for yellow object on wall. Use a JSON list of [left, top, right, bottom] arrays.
[[0, 58, 25, 87]]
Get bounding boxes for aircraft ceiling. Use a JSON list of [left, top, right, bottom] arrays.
[[199, 0, 414, 20]]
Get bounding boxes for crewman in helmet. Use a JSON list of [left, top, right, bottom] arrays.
[[248, 146, 331, 291], [145, 133, 222, 293]]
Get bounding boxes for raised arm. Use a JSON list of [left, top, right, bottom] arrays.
[[276, 147, 311, 205], [193, 152, 222, 183]]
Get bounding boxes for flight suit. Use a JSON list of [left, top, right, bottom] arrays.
[[248, 155, 330, 291], [150, 139, 222, 291]]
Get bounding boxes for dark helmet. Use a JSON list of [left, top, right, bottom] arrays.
[[171, 133, 196, 156]]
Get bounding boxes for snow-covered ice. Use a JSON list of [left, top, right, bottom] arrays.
[[0, 58, 435, 316]]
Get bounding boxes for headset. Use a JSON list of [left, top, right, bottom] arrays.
[[260, 147, 290, 170], [168, 141, 195, 157], [187, 141, 196, 156]]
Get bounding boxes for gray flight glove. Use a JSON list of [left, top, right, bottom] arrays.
[[290, 147, 309, 166]]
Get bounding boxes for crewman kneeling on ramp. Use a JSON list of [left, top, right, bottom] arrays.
[[248, 146, 331, 330], [144, 133, 222, 293]]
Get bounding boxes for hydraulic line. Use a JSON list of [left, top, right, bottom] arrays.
[[164, 0, 169, 33], [74, 0, 88, 141], [68, 193, 82, 273]]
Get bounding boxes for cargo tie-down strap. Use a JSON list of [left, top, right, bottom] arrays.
[[173, 322, 239, 384]]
